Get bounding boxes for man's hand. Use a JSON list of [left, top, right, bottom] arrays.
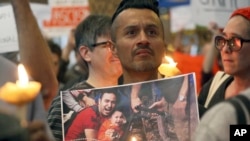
[[62, 28, 76, 62], [67, 29, 76, 50], [149, 97, 167, 112], [130, 84, 142, 113], [131, 97, 142, 113]]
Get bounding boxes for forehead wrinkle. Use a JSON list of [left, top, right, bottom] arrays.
[[116, 8, 160, 26], [123, 24, 158, 34], [224, 16, 250, 38], [222, 32, 241, 38]]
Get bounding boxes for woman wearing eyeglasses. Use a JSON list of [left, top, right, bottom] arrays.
[[198, 7, 250, 118], [194, 7, 250, 141]]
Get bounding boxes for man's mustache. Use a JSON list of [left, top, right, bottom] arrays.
[[133, 45, 154, 56]]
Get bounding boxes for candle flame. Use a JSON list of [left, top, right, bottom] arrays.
[[131, 136, 137, 141], [18, 64, 29, 86], [164, 56, 177, 67]]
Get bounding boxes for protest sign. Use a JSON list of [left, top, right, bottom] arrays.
[[0, 5, 18, 53], [192, 0, 250, 28], [43, 0, 90, 37], [61, 73, 199, 141]]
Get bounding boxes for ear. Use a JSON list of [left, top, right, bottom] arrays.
[[110, 41, 118, 58], [79, 45, 91, 62]]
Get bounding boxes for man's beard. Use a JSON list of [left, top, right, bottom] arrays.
[[132, 61, 158, 72]]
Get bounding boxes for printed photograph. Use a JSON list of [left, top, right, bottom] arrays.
[[61, 73, 199, 141]]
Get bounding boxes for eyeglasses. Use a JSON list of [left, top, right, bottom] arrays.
[[215, 36, 250, 51], [91, 41, 113, 48]]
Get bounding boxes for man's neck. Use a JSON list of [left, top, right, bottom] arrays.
[[86, 75, 118, 88], [122, 71, 158, 84]]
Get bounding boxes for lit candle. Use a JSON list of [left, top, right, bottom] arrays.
[[131, 136, 137, 141], [158, 56, 181, 77], [0, 64, 41, 106], [0, 64, 41, 126]]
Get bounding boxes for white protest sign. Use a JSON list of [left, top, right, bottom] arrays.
[[170, 5, 196, 33], [0, 3, 51, 53], [170, 0, 250, 32], [0, 5, 18, 53], [43, 0, 90, 37], [30, 3, 51, 32], [192, 0, 250, 28]]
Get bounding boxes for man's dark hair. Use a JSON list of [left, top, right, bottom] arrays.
[[111, 0, 160, 42], [111, 0, 159, 23], [98, 88, 118, 99]]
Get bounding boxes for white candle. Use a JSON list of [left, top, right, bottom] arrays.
[[131, 136, 137, 141], [158, 56, 181, 77], [0, 64, 41, 106]]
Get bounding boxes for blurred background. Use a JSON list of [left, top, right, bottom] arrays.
[[1, 0, 249, 92]]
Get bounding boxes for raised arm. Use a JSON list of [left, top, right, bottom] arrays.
[[11, 0, 58, 110], [201, 22, 221, 85], [131, 84, 142, 113], [58, 29, 76, 83]]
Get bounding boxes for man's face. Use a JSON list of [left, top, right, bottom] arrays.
[[98, 93, 116, 116], [112, 8, 165, 73]]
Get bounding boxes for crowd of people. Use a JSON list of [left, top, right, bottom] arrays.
[[0, 0, 250, 141]]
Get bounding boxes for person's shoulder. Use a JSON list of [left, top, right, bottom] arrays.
[[70, 81, 93, 90], [240, 88, 250, 99], [201, 89, 250, 126], [195, 91, 250, 141], [76, 105, 98, 119], [49, 95, 61, 107], [198, 99, 237, 132], [47, 95, 61, 116], [60, 76, 87, 91], [194, 101, 236, 141], [202, 101, 237, 123]]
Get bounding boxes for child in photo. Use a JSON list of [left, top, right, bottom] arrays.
[[98, 109, 126, 141]]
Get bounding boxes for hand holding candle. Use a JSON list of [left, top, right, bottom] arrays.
[[158, 56, 181, 77], [0, 64, 41, 106]]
